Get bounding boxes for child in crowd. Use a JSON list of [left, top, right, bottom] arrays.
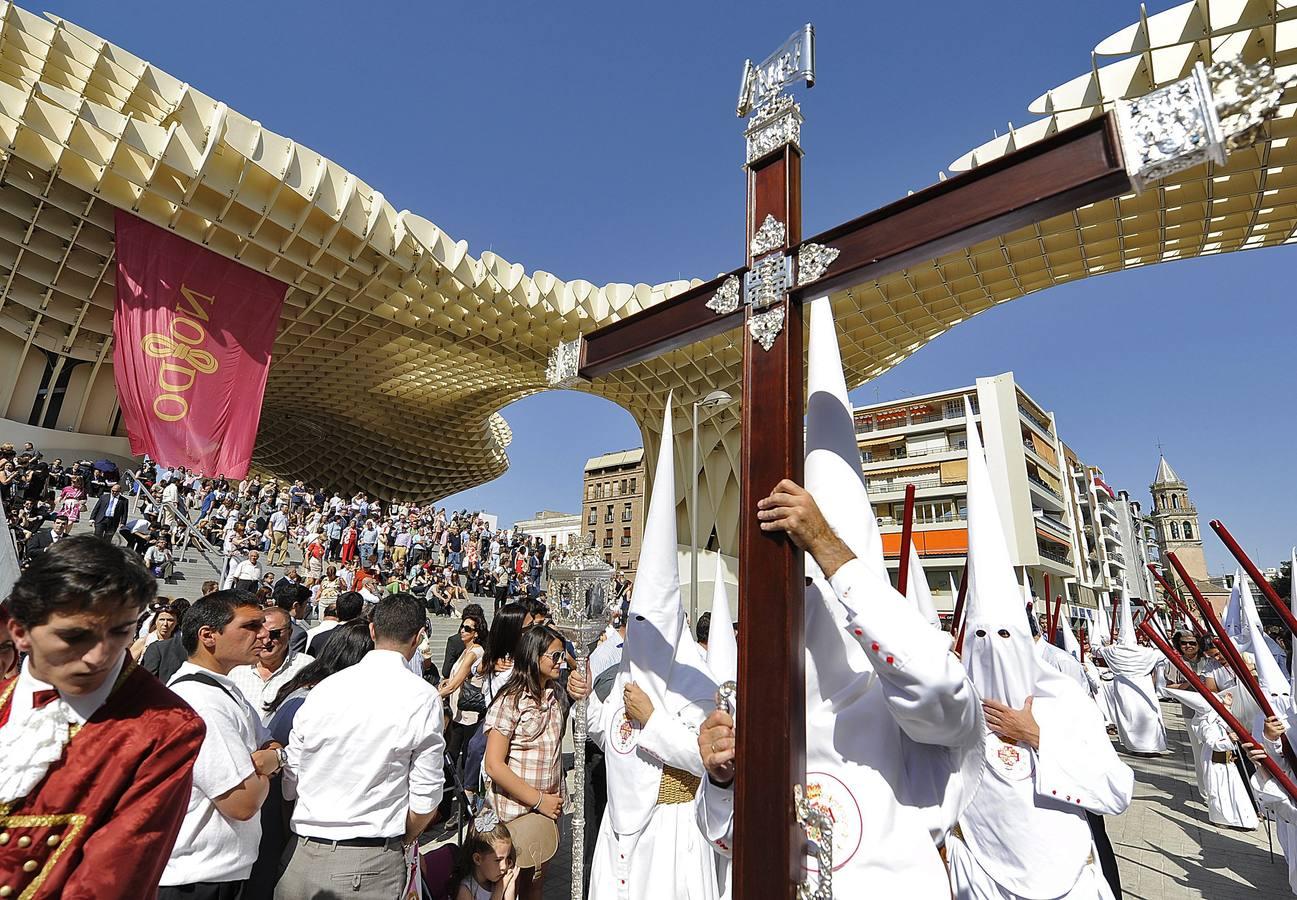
[[449, 825, 519, 900]]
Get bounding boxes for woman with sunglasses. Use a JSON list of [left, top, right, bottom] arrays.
[[483, 624, 587, 900], [440, 612, 488, 777]]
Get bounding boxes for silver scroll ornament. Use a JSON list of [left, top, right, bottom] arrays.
[[744, 95, 804, 165], [750, 214, 787, 258], [797, 242, 840, 286], [706, 275, 742, 315], [545, 336, 584, 388], [795, 783, 834, 900], [748, 305, 786, 351], [1115, 57, 1291, 193]]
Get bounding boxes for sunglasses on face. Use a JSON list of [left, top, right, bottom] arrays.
[[542, 650, 563, 665], [460, 624, 477, 634]]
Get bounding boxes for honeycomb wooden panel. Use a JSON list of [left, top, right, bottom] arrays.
[[0, 0, 1289, 544]]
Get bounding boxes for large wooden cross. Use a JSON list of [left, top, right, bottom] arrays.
[[545, 29, 1280, 899]]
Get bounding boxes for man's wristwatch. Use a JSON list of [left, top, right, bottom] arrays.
[[276, 747, 288, 772]]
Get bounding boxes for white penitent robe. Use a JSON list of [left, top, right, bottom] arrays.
[[586, 640, 718, 900], [693, 559, 981, 898], [1095, 644, 1168, 754], [1191, 710, 1257, 829], [695, 775, 734, 900], [1251, 748, 1297, 895], [948, 680, 1133, 900]]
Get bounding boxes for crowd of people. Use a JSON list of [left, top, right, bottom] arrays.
[[2, 298, 1295, 900]]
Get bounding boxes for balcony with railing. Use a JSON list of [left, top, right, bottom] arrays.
[[855, 398, 979, 435], [1033, 511, 1071, 538], [1017, 403, 1053, 436], [620, 536, 632, 547], [1026, 471, 1063, 500], [861, 440, 967, 464], [1036, 541, 1072, 565], [865, 475, 967, 496], [603, 537, 613, 549], [877, 511, 967, 528]]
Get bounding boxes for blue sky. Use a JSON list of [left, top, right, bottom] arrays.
[[56, 1, 1296, 571]]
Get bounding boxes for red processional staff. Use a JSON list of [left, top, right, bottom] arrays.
[[1211, 519, 1297, 637], [1139, 621, 1297, 803], [896, 484, 917, 597], [1146, 562, 1208, 638], [1165, 550, 1297, 775]]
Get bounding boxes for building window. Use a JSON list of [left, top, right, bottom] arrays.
[[630, 477, 637, 493], [27, 352, 81, 429], [621, 478, 628, 494], [1183, 522, 1194, 540], [622, 503, 633, 522], [1171, 522, 1180, 539], [604, 528, 613, 549], [1171, 494, 1179, 510], [587, 507, 597, 525], [621, 527, 632, 547], [605, 505, 614, 523], [588, 531, 596, 545]]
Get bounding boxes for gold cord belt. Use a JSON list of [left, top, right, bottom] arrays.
[[657, 765, 701, 805]]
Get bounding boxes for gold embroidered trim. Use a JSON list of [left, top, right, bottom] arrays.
[[0, 654, 138, 817], [0, 812, 88, 899]]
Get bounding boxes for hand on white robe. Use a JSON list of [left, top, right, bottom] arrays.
[[1033, 694, 1134, 817], [827, 557, 981, 749]]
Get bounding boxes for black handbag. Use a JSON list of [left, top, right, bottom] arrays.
[[458, 678, 487, 714]]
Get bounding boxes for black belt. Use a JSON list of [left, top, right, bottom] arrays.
[[302, 835, 395, 848]]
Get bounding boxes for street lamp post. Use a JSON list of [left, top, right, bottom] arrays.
[[690, 390, 734, 625]]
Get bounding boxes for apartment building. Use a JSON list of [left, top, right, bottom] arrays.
[[513, 510, 583, 549], [853, 372, 1073, 619], [1061, 452, 1130, 616], [582, 449, 646, 573]]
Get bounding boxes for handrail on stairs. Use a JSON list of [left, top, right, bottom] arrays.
[[125, 470, 224, 576]]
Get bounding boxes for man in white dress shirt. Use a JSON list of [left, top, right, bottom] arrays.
[[278, 592, 445, 899], [162, 591, 286, 900], [229, 606, 313, 724], [268, 504, 291, 567]]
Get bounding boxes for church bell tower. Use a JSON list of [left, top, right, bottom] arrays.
[[1149, 455, 1210, 584]]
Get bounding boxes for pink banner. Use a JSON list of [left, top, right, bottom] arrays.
[[112, 211, 286, 478]]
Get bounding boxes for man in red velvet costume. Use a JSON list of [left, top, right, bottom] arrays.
[[0, 535, 205, 898]]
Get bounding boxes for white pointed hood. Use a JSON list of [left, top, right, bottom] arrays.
[[706, 553, 737, 684], [802, 295, 980, 870], [961, 396, 1051, 709], [803, 296, 884, 704], [1222, 574, 1244, 642], [1167, 688, 1213, 717], [803, 296, 886, 581], [605, 395, 716, 835], [906, 542, 940, 628], [623, 393, 684, 706], [1238, 575, 1296, 731], [1059, 612, 1083, 664], [1101, 585, 1161, 676], [1116, 585, 1137, 647]]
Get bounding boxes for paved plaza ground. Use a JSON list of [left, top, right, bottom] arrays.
[[158, 543, 1293, 898]]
